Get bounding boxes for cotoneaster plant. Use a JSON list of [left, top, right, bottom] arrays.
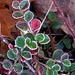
[[1, 0, 75, 75]]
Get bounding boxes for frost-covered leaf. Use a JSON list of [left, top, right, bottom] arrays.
[[2, 59, 12, 70], [31, 19, 41, 32], [15, 36, 25, 48], [21, 51, 32, 60], [63, 59, 71, 67], [24, 33, 35, 41], [48, 11, 56, 21], [24, 11, 34, 22], [14, 63, 23, 74], [46, 69, 54, 75], [40, 34, 50, 44], [16, 21, 29, 32], [27, 41, 37, 50], [30, 47, 39, 55], [53, 49, 64, 60], [1, 67, 9, 74], [61, 53, 69, 61], [8, 43, 13, 49], [9, 70, 17, 75], [53, 70, 58, 75], [20, 0, 30, 11], [38, 65, 44, 74], [63, 38, 71, 49], [12, 11, 23, 19], [52, 64, 61, 71], [35, 33, 45, 42], [46, 60, 55, 68], [51, 21, 62, 29], [12, 1, 19, 9], [7, 50, 17, 60], [57, 62, 64, 72], [64, 63, 75, 72]]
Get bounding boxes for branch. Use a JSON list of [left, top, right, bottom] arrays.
[[52, 0, 75, 42], [36, 1, 53, 34]]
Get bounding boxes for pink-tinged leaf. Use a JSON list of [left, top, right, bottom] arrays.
[[38, 65, 44, 74], [8, 44, 13, 49], [30, 47, 39, 55], [10, 70, 17, 75], [21, 57, 26, 62], [31, 19, 41, 32], [1, 67, 9, 74]]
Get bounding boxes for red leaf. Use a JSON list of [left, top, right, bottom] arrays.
[[31, 19, 41, 32], [10, 70, 17, 75], [8, 43, 13, 49], [38, 65, 44, 74], [30, 47, 39, 55], [21, 57, 26, 62], [1, 67, 9, 74]]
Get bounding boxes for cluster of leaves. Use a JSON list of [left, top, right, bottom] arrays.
[[1, 0, 75, 75]]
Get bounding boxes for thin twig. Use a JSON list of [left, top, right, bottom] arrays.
[[36, 1, 53, 34], [48, 24, 56, 52], [52, 0, 75, 42], [36, 59, 52, 70]]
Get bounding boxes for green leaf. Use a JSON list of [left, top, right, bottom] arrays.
[[7, 50, 17, 60], [12, 49, 18, 54], [14, 63, 23, 74], [69, 63, 75, 72], [25, 37, 31, 44], [2, 59, 12, 70], [21, 51, 32, 60], [42, 23, 48, 28], [21, 70, 30, 75], [64, 63, 75, 72], [46, 60, 55, 68], [24, 33, 35, 41], [71, 71, 75, 75], [57, 62, 64, 72], [20, 0, 30, 11], [16, 21, 29, 32], [27, 41, 37, 50], [12, 1, 19, 9], [63, 59, 71, 67], [15, 36, 25, 48], [63, 38, 71, 49], [51, 21, 62, 29], [40, 34, 50, 44], [72, 43, 75, 49], [39, 50, 44, 57], [46, 69, 54, 75], [48, 11, 56, 21], [53, 49, 64, 60], [24, 11, 34, 22], [52, 64, 61, 71], [35, 33, 45, 42], [53, 70, 58, 75], [61, 53, 69, 61], [12, 11, 23, 19], [57, 42, 64, 49], [44, 42, 50, 48]]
